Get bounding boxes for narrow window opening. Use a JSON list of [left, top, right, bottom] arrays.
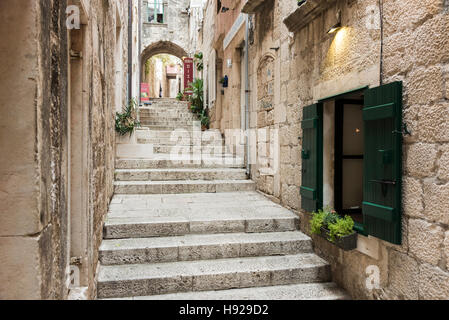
[[334, 95, 364, 224]]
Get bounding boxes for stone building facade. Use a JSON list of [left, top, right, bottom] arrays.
[[198, 0, 449, 299], [0, 0, 134, 299], [140, 0, 191, 83]]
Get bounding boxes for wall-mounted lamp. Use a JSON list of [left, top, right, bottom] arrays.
[[221, 7, 230, 13], [327, 10, 342, 34]]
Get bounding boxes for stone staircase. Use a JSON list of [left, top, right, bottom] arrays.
[[97, 99, 347, 300]]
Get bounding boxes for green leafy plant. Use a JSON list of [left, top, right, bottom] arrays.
[[200, 109, 210, 129], [328, 216, 355, 243], [187, 78, 204, 115], [323, 210, 339, 227], [194, 52, 204, 72], [309, 207, 355, 243], [115, 98, 140, 136], [310, 210, 326, 235], [176, 92, 184, 101]]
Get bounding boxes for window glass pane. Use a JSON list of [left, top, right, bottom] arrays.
[[342, 104, 364, 155], [342, 159, 363, 210], [147, 0, 164, 23]]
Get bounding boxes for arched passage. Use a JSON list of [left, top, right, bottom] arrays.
[[140, 41, 188, 81]]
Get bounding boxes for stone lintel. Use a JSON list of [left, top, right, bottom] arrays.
[[283, 0, 337, 33], [241, 0, 266, 14]]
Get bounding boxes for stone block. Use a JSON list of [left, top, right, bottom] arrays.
[[414, 13, 449, 67], [419, 263, 449, 300], [437, 144, 449, 180], [407, 66, 444, 105], [383, 0, 444, 34], [418, 102, 449, 143], [408, 219, 444, 266], [405, 143, 437, 178], [0, 236, 42, 299], [402, 176, 424, 219], [388, 250, 419, 300], [423, 181, 449, 225], [280, 146, 291, 164], [282, 184, 300, 210]]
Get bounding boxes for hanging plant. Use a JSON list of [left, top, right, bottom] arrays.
[[194, 52, 204, 72], [115, 98, 140, 136]]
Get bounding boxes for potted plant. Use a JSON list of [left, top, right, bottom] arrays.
[[310, 207, 357, 251], [176, 91, 185, 101], [115, 98, 140, 144], [200, 109, 210, 131]]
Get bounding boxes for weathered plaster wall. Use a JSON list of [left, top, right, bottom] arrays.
[[0, 0, 129, 299], [245, 0, 449, 299]]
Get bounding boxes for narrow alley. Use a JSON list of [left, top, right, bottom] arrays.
[[1, 0, 449, 304], [98, 98, 346, 300]]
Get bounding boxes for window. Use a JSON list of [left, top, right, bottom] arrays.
[[334, 98, 364, 224], [300, 82, 403, 244], [147, 0, 164, 24]]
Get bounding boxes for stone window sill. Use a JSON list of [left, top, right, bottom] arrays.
[[143, 22, 168, 27], [283, 0, 336, 33]]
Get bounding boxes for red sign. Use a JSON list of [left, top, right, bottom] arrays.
[[183, 58, 194, 95], [141, 83, 150, 102]]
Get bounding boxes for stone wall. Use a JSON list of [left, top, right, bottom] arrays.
[[141, 0, 191, 58], [0, 0, 129, 299], [245, 0, 449, 299]]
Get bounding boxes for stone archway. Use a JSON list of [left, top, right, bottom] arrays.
[[140, 41, 188, 82]]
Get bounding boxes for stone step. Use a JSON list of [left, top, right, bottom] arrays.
[[104, 202, 299, 239], [115, 157, 245, 169], [137, 138, 225, 146], [115, 168, 247, 181], [106, 283, 349, 300], [136, 129, 222, 139], [97, 253, 331, 299], [139, 106, 190, 112], [99, 231, 313, 265], [139, 120, 196, 126], [146, 145, 229, 154], [139, 111, 196, 117], [139, 112, 195, 119], [114, 179, 256, 195], [141, 125, 198, 131]]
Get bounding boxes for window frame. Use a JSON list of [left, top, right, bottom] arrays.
[[309, 83, 403, 241], [147, 0, 165, 24], [317, 86, 369, 236]]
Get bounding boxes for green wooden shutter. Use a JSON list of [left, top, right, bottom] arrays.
[[300, 103, 323, 212], [363, 82, 403, 244]]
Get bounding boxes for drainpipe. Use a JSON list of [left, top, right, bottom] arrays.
[[128, 0, 133, 102], [138, 0, 142, 105], [244, 14, 250, 177]]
